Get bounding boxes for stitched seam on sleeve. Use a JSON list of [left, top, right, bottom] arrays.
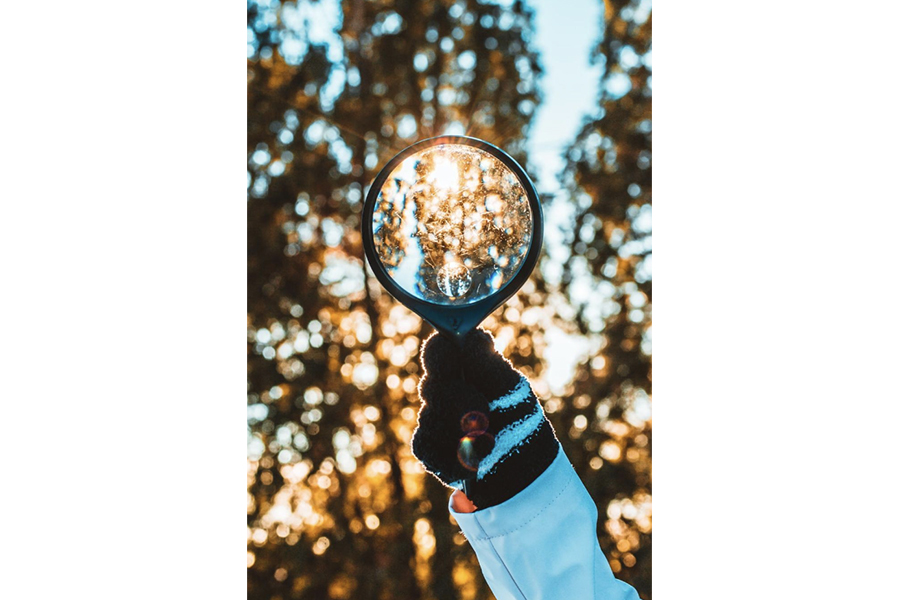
[[486, 537, 529, 599], [469, 515, 527, 597], [475, 473, 575, 540]]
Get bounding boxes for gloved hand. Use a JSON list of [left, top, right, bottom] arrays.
[[411, 328, 560, 509]]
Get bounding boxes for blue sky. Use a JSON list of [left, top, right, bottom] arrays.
[[526, 0, 603, 195], [523, 0, 606, 392]]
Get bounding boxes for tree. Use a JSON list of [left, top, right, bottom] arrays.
[[552, 0, 652, 595], [247, 1, 547, 598], [247, 0, 652, 597]]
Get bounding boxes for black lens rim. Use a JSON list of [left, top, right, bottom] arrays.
[[361, 135, 543, 344]]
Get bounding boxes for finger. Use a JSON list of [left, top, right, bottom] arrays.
[[450, 489, 477, 513]]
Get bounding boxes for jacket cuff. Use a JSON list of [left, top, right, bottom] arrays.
[[449, 443, 573, 540]]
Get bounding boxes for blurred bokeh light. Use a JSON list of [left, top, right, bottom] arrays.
[[248, 0, 651, 598]]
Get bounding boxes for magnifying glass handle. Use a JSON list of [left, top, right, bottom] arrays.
[[426, 311, 482, 348]]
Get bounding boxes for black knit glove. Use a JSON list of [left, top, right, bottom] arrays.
[[411, 328, 560, 509]]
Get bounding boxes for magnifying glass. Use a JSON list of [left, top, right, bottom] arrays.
[[362, 136, 543, 345]]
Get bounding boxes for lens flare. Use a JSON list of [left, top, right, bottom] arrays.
[[460, 411, 489, 434], [457, 429, 495, 471]]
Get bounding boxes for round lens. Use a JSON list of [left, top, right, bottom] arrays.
[[371, 143, 534, 306]]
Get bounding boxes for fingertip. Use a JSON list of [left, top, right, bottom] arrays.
[[450, 489, 477, 513]]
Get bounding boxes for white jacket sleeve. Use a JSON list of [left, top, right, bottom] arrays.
[[449, 446, 642, 600]]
